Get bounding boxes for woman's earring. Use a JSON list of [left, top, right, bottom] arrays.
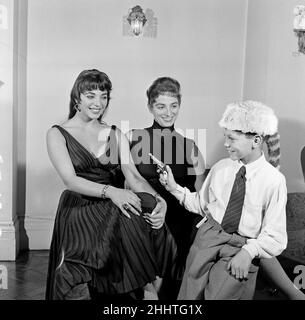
[[74, 103, 80, 112]]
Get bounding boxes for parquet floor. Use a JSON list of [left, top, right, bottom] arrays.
[[0, 250, 302, 300], [0, 250, 48, 300]]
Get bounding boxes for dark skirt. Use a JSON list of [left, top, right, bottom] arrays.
[[45, 191, 176, 300]]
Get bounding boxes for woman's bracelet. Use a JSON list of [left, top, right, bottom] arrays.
[[154, 193, 161, 201], [101, 185, 110, 199]]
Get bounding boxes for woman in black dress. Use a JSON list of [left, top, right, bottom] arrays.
[[45, 69, 176, 300], [128, 77, 206, 298]]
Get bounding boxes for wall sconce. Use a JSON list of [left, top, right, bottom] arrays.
[[127, 5, 147, 36], [293, 5, 305, 54]]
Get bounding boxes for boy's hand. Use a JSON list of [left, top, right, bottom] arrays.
[[227, 248, 252, 280], [158, 165, 177, 192]]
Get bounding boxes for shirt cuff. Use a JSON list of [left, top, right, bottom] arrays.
[[242, 242, 259, 259], [170, 184, 186, 203]]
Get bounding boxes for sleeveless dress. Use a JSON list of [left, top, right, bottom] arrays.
[[45, 125, 176, 300], [130, 121, 204, 290]]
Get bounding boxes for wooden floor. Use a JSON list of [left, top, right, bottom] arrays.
[[0, 250, 300, 300], [0, 251, 48, 300]]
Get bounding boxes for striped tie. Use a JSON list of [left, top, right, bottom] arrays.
[[221, 166, 246, 234]]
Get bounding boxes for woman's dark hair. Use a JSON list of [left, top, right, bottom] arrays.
[[68, 69, 112, 119], [146, 77, 181, 106]]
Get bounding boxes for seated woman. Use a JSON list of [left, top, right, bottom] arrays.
[[127, 77, 206, 298], [45, 69, 176, 300]]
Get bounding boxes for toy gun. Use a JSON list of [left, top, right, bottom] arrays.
[[148, 153, 167, 175]]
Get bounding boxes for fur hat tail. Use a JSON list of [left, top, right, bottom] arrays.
[[265, 132, 280, 170]]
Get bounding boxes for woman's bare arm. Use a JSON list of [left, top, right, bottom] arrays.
[[117, 129, 167, 228], [46, 127, 141, 217], [118, 129, 158, 194], [47, 127, 107, 197]]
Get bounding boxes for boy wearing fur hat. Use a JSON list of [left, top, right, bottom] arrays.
[[159, 101, 287, 300]]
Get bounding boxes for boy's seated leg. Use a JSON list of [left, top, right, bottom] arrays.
[[204, 242, 259, 300], [178, 223, 231, 300], [178, 249, 215, 300], [240, 270, 259, 300]]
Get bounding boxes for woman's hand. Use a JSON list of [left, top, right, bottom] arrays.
[[143, 195, 167, 229], [106, 186, 142, 218], [158, 165, 177, 193]]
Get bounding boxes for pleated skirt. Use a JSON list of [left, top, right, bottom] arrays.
[[45, 190, 176, 300]]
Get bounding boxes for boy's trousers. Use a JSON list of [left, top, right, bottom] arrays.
[[178, 215, 259, 300]]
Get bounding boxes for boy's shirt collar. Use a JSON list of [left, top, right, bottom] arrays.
[[236, 153, 266, 181]]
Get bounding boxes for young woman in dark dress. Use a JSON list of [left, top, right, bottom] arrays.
[[128, 77, 206, 298], [45, 69, 176, 300]]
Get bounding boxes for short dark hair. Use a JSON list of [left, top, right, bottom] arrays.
[[146, 77, 181, 106], [234, 130, 258, 139], [68, 69, 112, 119]]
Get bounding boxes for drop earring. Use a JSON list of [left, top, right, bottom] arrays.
[[74, 103, 80, 112]]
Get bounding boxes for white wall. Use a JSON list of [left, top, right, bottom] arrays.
[[0, 0, 16, 259], [1, 0, 301, 253], [243, 0, 305, 192], [25, 0, 248, 248]]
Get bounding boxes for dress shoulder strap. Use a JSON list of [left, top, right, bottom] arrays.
[[51, 124, 66, 135], [50, 125, 71, 144]]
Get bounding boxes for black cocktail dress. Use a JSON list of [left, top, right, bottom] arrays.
[[130, 121, 203, 293], [45, 125, 176, 300]]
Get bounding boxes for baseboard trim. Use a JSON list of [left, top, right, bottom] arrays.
[[24, 215, 54, 250]]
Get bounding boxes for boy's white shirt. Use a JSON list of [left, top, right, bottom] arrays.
[[171, 153, 288, 259]]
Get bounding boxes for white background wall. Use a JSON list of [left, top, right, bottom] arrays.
[[243, 0, 305, 193], [0, 0, 16, 258], [12, 0, 304, 249], [25, 0, 248, 248]]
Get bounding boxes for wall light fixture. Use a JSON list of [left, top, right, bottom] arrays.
[[127, 5, 147, 36], [294, 5, 305, 54]]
